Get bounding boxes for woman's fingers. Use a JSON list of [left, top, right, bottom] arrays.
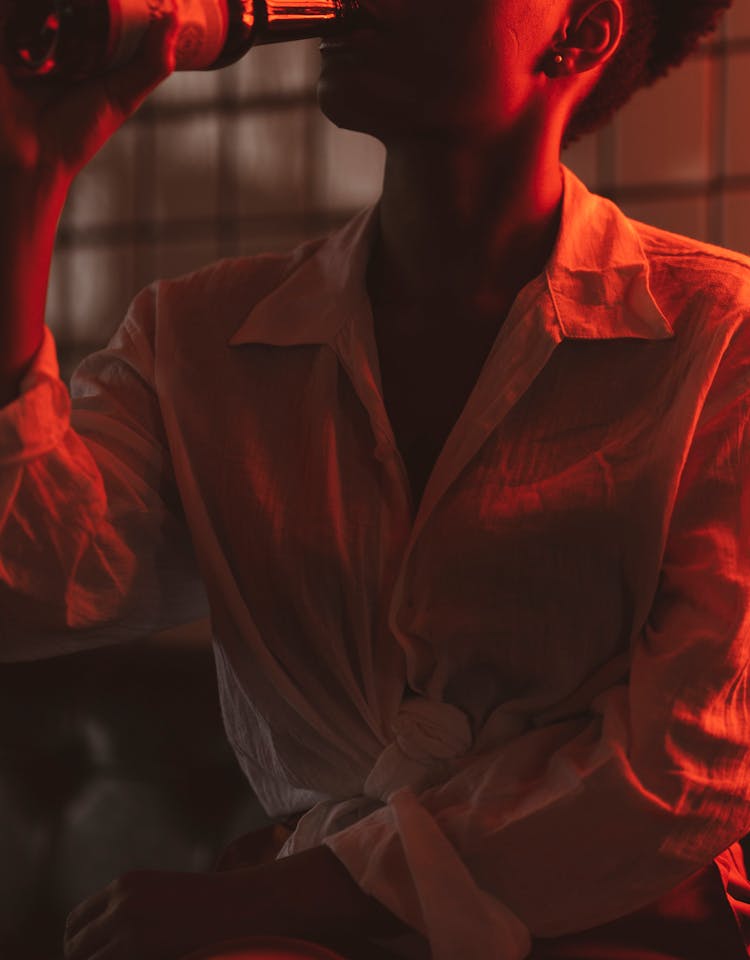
[[64, 910, 113, 960], [101, 2, 180, 121], [66, 933, 130, 960], [64, 884, 111, 942], [62, 869, 230, 960], [0, 0, 179, 183]]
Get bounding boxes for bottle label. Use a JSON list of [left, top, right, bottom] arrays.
[[109, 0, 229, 71]]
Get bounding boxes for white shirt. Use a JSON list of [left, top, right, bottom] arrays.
[[2, 167, 750, 959]]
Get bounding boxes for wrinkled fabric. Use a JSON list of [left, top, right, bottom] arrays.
[[2, 167, 750, 959]]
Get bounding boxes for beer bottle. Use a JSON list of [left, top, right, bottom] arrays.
[[3, 0, 363, 80]]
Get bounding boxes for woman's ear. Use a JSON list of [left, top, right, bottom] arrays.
[[546, 0, 624, 77]]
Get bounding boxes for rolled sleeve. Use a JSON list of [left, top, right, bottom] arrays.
[[0, 326, 71, 466], [0, 285, 208, 660]]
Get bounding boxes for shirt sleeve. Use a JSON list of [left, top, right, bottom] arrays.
[[321, 318, 750, 960], [0, 283, 209, 661]]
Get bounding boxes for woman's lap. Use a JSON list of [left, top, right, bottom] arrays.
[[529, 862, 749, 960]]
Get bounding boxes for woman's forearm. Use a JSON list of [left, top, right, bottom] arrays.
[[0, 173, 68, 406], [262, 844, 413, 944], [62, 846, 416, 960]]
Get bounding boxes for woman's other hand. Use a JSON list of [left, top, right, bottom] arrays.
[[63, 868, 254, 960], [61, 845, 417, 960]]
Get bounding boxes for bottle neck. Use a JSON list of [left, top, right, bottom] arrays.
[[260, 0, 359, 41]]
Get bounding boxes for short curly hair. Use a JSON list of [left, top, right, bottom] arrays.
[[565, 0, 733, 144]]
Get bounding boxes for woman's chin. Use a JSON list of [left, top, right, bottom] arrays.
[[316, 66, 462, 145], [316, 77, 390, 140]]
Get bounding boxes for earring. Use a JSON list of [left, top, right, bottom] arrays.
[[545, 51, 567, 77]]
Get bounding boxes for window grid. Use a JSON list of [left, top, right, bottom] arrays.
[[49, 17, 750, 383]]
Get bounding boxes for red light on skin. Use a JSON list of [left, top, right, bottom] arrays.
[[36, 56, 57, 74], [15, 10, 60, 73], [16, 49, 57, 75], [43, 11, 61, 32]]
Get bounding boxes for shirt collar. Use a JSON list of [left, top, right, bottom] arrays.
[[228, 165, 672, 349], [227, 205, 378, 348], [545, 166, 672, 340]]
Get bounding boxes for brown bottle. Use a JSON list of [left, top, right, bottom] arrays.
[[3, 0, 362, 81]]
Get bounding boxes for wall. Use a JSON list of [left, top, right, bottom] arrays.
[[565, 3, 750, 252], [46, 8, 750, 382]]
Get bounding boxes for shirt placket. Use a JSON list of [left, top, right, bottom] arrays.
[[334, 277, 563, 690], [383, 279, 565, 676], [331, 301, 415, 614]]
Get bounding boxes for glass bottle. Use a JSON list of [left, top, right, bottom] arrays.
[[3, 0, 363, 81]]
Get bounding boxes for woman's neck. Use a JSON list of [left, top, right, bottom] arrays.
[[368, 135, 564, 331]]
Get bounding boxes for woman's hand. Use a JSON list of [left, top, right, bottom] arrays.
[[63, 868, 260, 960], [0, 0, 178, 188], [62, 846, 415, 960], [62, 825, 295, 960], [0, 0, 180, 399]]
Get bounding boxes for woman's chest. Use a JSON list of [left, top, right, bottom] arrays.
[[375, 323, 498, 510]]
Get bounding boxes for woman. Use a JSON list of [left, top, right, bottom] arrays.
[[1, 0, 748, 958]]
